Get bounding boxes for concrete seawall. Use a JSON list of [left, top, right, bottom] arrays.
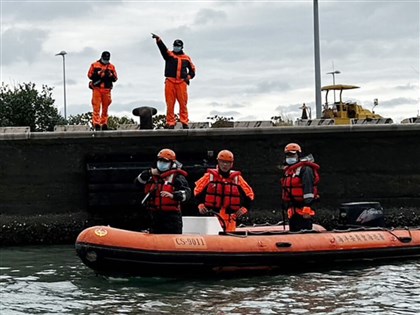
[[1, 124, 419, 245]]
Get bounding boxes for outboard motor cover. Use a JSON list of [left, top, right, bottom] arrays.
[[339, 202, 385, 227]]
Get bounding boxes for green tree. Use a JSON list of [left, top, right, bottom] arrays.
[[153, 114, 168, 129], [152, 114, 181, 129], [0, 82, 65, 131], [271, 114, 293, 126], [207, 115, 234, 128], [67, 112, 92, 126], [107, 115, 135, 130], [67, 112, 135, 130]]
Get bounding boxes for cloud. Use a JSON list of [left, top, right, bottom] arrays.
[[1, 28, 48, 65], [274, 103, 304, 119], [1, 1, 418, 123], [1, 0, 119, 21], [53, 78, 77, 87], [114, 99, 166, 114], [245, 80, 292, 94], [207, 109, 241, 119], [377, 97, 419, 109], [395, 83, 418, 91], [194, 8, 227, 25]]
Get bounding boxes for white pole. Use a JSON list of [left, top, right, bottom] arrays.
[[313, 0, 322, 119], [55, 51, 67, 120], [62, 54, 67, 120]]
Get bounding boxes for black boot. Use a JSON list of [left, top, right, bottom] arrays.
[[94, 124, 101, 131], [182, 124, 189, 129], [102, 124, 108, 130]]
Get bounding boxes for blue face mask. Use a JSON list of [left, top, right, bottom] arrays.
[[173, 46, 182, 53], [157, 160, 171, 172], [286, 157, 298, 165]]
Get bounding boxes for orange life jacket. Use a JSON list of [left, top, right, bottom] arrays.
[[145, 169, 188, 212], [204, 169, 242, 213], [281, 161, 320, 204]]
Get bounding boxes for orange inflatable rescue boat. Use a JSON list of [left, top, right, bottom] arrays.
[[76, 211, 420, 277]]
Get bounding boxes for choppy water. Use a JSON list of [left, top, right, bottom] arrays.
[[0, 245, 419, 315]]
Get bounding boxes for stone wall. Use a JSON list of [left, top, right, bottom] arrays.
[[1, 124, 419, 245]]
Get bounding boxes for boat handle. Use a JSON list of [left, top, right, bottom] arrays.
[[386, 228, 413, 243], [398, 237, 412, 243], [276, 242, 292, 248]]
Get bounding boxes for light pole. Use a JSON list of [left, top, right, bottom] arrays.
[[55, 51, 67, 120], [326, 70, 340, 103], [313, 0, 322, 119]]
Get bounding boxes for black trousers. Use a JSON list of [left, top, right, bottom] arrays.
[[150, 211, 183, 234], [289, 214, 313, 232]]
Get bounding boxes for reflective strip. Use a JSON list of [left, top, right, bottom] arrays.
[[233, 176, 239, 184], [180, 190, 187, 202], [165, 174, 174, 185], [303, 193, 314, 199], [138, 174, 147, 184]]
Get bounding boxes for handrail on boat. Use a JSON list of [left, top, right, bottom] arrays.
[[223, 225, 420, 239], [219, 228, 322, 237]]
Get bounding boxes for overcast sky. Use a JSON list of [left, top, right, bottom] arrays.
[[1, 0, 419, 124]]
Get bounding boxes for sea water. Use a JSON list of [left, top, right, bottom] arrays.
[[0, 245, 419, 314]]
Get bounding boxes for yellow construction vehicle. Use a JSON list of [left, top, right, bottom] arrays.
[[296, 84, 393, 126]]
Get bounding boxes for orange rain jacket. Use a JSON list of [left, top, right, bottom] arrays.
[[88, 61, 118, 90], [156, 39, 196, 84]]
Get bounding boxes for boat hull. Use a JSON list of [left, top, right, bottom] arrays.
[[75, 226, 420, 277]]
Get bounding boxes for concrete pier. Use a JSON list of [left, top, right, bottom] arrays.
[[1, 124, 419, 245]]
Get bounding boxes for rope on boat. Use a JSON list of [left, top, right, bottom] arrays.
[[384, 227, 413, 243], [332, 226, 415, 243], [231, 225, 419, 239], [237, 221, 286, 228], [208, 210, 227, 233], [225, 218, 419, 240]]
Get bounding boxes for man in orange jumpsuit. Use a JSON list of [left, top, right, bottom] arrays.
[[87, 51, 118, 131], [151, 33, 196, 129], [194, 150, 254, 232]]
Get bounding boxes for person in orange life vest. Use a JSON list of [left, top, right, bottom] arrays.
[[151, 33, 196, 129], [194, 150, 255, 232], [281, 143, 320, 232], [87, 51, 118, 131], [134, 148, 191, 234]]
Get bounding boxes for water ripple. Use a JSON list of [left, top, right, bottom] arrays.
[[0, 246, 419, 315]]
